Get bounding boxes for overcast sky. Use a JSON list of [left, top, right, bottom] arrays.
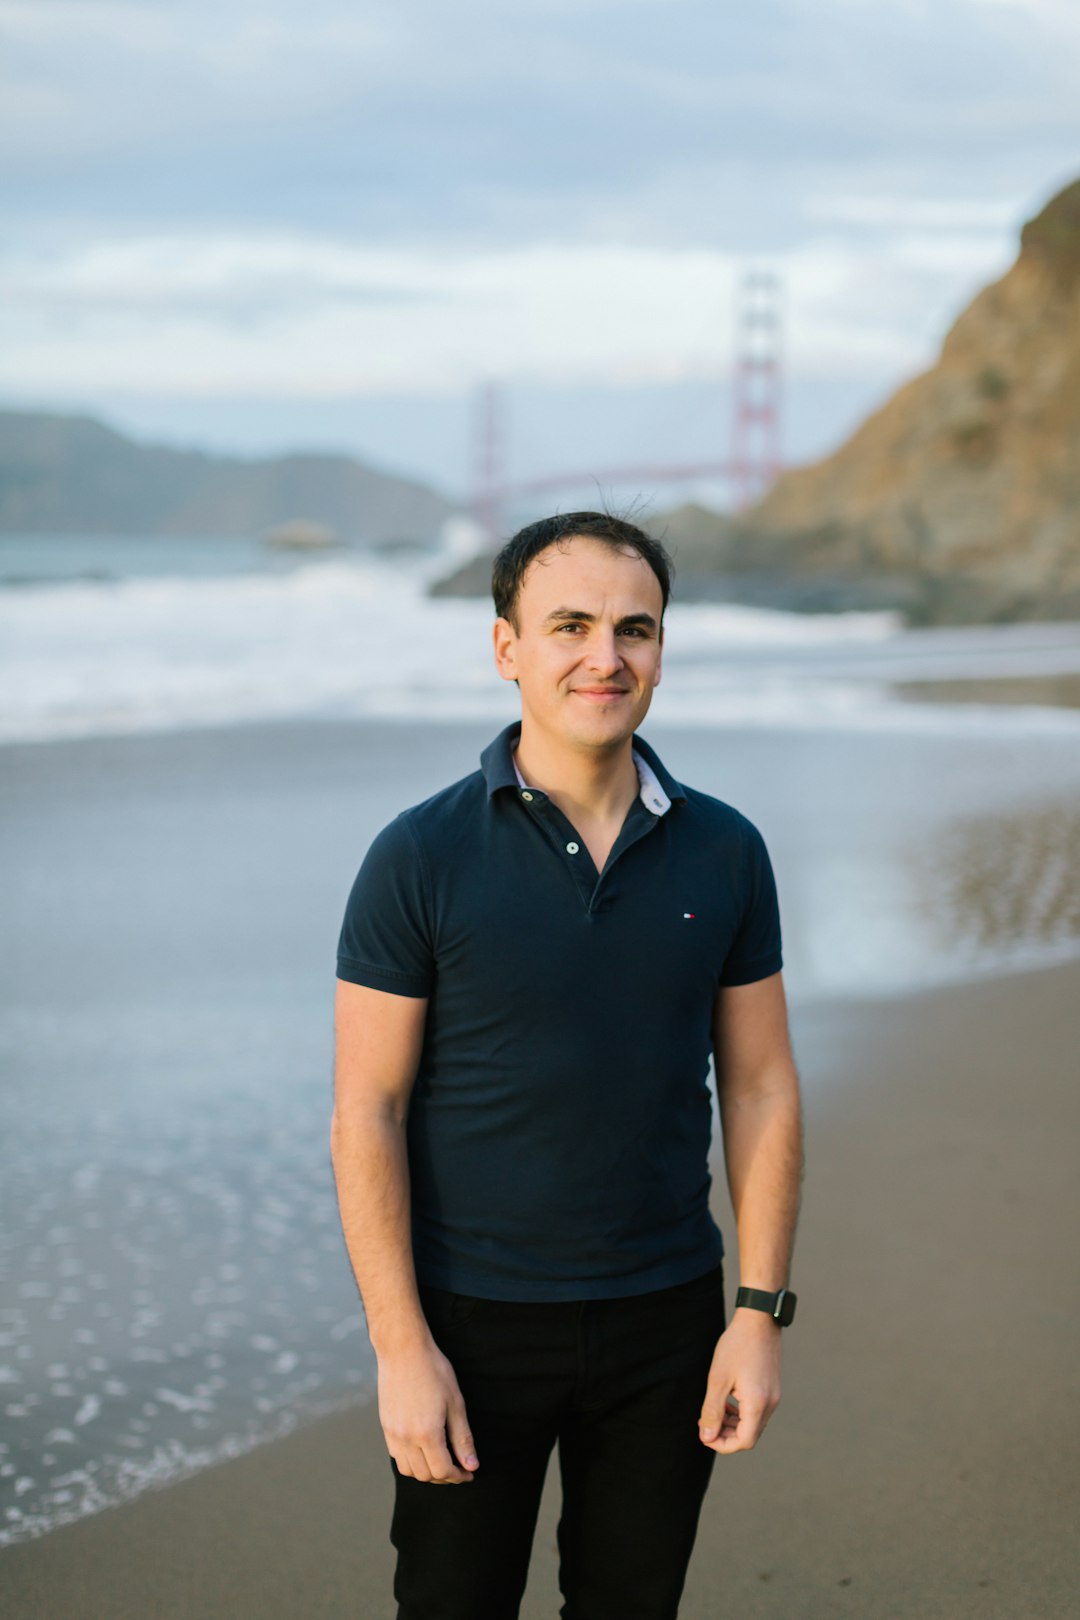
[[1, 0, 1078, 499]]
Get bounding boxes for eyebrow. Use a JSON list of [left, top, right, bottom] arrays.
[[541, 608, 659, 632]]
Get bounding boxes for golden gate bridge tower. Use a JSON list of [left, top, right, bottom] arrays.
[[729, 268, 783, 509], [470, 268, 785, 540]]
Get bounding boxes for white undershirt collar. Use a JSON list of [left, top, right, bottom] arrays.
[[511, 740, 671, 817]]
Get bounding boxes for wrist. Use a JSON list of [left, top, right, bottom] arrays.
[[368, 1308, 436, 1362], [733, 1283, 797, 1328], [732, 1304, 781, 1331]]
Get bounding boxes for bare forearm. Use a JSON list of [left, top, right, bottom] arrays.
[[702, 979, 802, 1454], [330, 1106, 432, 1358], [719, 1063, 803, 1291], [330, 984, 476, 1482]]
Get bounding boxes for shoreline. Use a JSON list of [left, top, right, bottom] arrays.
[[5, 680, 1080, 753], [4, 956, 1078, 1618]]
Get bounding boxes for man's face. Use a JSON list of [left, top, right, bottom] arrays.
[[492, 536, 664, 752]]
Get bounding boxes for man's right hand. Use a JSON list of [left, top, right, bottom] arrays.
[[377, 1339, 480, 1484]]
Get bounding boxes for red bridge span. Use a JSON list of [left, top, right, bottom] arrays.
[[471, 270, 785, 539]]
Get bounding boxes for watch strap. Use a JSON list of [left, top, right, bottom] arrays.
[[735, 1285, 797, 1326]]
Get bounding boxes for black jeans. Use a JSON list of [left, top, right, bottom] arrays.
[[390, 1263, 726, 1620]]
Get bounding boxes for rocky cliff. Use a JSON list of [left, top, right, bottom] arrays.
[[661, 177, 1080, 624]]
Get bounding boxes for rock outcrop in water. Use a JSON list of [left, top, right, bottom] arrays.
[[660, 177, 1080, 624]]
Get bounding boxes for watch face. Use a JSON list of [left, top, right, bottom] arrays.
[[776, 1289, 797, 1327]]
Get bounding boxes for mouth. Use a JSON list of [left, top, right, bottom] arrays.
[[573, 688, 630, 702]]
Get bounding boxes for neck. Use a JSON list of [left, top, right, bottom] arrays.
[[514, 722, 639, 827]]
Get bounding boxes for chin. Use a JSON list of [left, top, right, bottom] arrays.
[[576, 707, 646, 745]]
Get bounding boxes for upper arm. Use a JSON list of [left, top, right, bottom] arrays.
[[716, 813, 783, 992], [336, 814, 436, 999], [712, 971, 797, 1105], [712, 809, 791, 1099], [333, 812, 435, 1122], [333, 979, 429, 1124]]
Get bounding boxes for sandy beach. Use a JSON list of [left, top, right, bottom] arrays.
[[4, 947, 1077, 1618]]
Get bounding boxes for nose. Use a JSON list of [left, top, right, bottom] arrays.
[[583, 626, 624, 677]]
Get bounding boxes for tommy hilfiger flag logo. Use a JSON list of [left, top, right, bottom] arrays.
[[683, 913, 695, 919]]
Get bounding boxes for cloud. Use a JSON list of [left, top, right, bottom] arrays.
[[803, 196, 1020, 230], [0, 0, 1075, 426], [0, 226, 1019, 399], [0, 235, 452, 322], [2, 0, 1077, 248]]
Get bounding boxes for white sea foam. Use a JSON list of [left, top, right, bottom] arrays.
[[155, 1388, 214, 1414], [5, 549, 1079, 743], [0, 1393, 371, 1549]]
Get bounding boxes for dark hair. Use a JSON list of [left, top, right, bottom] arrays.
[[491, 511, 674, 632]]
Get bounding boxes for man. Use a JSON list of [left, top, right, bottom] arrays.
[[331, 511, 803, 1620]]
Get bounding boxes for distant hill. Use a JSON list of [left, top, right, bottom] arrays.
[[0, 411, 454, 544], [658, 176, 1080, 624]]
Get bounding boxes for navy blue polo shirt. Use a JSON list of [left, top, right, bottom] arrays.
[[336, 721, 783, 1302]]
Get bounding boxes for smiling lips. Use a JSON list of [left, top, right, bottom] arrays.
[[573, 686, 630, 700]]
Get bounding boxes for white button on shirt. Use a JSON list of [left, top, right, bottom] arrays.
[[566, 842, 579, 855]]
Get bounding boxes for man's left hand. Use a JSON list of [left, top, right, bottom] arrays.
[[698, 1308, 782, 1454]]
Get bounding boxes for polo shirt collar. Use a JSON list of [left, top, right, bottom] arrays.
[[480, 722, 686, 814]]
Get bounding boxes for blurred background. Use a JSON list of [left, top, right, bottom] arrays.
[[2, 0, 1079, 1606]]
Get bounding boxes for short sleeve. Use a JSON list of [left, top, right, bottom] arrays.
[[336, 814, 435, 998], [718, 815, 783, 987]]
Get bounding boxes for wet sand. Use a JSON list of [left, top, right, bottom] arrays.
[[893, 670, 1080, 708], [4, 954, 1078, 1619]]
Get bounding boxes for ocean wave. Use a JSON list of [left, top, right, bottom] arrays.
[[3, 556, 1080, 743]]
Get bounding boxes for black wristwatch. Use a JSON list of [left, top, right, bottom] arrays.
[[735, 1285, 797, 1327]]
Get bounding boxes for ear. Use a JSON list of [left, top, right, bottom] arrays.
[[493, 617, 519, 683], [653, 623, 664, 688]]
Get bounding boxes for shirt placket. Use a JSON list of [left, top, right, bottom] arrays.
[[519, 794, 660, 915]]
